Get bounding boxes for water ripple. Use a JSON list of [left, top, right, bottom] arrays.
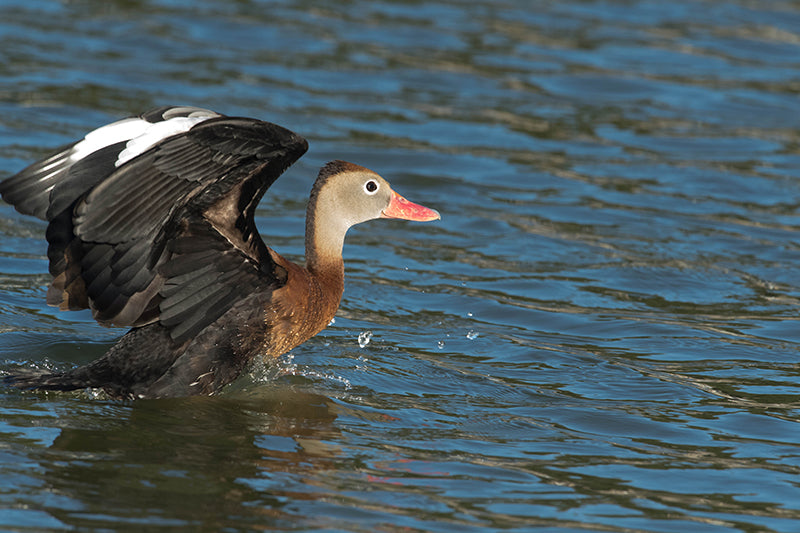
[[1, 0, 799, 531]]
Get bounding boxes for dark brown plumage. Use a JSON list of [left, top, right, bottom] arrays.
[[1, 106, 439, 398]]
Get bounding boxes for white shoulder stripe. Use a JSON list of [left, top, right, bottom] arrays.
[[66, 114, 217, 170], [116, 116, 214, 168], [69, 118, 151, 164]]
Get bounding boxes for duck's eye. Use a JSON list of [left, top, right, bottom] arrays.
[[364, 180, 379, 194]]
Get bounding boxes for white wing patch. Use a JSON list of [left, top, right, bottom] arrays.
[[67, 112, 218, 170], [115, 116, 214, 167], [70, 118, 151, 164]]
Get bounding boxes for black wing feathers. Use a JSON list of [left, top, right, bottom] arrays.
[[46, 141, 128, 220], [0, 140, 79, 220], [158, 217, 277, 344], [0, 107, 308, 342]]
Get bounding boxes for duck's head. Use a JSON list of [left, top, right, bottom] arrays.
[[305, 160, 440, 268]]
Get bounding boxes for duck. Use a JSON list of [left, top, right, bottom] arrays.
[[0, 106, 439, 399]]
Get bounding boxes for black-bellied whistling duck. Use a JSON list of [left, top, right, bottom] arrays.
[[0, 106, 439, 399]]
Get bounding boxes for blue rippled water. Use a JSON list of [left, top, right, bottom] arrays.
[[1, 1, 799, 531]]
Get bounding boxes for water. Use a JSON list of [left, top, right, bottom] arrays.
[[1, 0, 799, 531]]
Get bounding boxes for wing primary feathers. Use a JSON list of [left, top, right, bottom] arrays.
[[46, 141, 128, 220], [0, 141, 78, 219]]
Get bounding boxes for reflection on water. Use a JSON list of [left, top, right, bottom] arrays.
[[1, 0, 800, 531], [3, 387, 342, 530]]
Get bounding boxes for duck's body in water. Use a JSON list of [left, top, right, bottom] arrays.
[[0, 106, 439, 399]]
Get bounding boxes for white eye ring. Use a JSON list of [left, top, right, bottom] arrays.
[[364, 179, 379, 195]]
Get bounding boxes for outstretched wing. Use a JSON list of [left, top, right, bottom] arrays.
[[0, 106, 308, 344]]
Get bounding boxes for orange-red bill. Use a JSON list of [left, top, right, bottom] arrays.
[[381, 190, 441, 221]]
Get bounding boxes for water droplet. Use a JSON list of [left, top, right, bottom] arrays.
[[437, 340, 445, 349], [467, 312, 473, 317], [297, 369, 351, 390], [358, 331, 373, 348], [466, 330, 478, 340], [328, 317, 336, 326]]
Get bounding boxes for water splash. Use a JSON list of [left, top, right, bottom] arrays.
[[247, 352, 296, 383], [292, 368, 352, 390], [466, 330, 479, 340], [358, 331, 373, 348]]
